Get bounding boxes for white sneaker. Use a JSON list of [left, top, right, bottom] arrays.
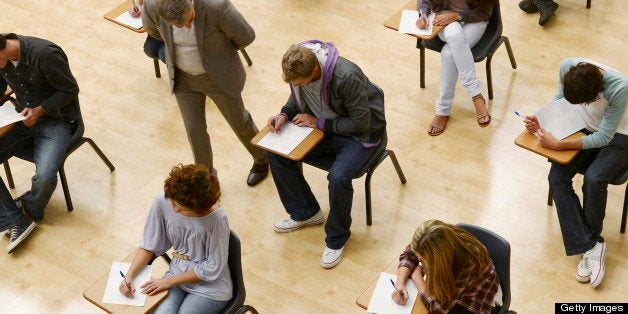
[[576, 254, 590, 282], [584, 241, 607, 288], [274, 210, 325, 233], [320, 246, 344, 269], [0, 229, 8, 239]]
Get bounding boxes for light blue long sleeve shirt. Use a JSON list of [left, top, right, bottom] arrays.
[[553, 57, 628, 149]]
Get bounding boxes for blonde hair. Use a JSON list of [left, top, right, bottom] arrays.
[[410, 220, 491, 301], [281, 44, 318, 83]]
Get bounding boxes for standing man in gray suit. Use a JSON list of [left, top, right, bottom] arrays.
[[142, 0, 269, 186]]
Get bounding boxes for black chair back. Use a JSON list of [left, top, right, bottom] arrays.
[[220, 230, 246, 314], [456, 223, 511, 314]]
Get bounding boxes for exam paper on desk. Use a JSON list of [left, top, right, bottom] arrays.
[[103, 262, 152, 306], [535, 98, 586, 140], [398, 10, 435, 37], [114, 11, 143, 30], [256, 122, 314, 155], [367, 272, 419, 314], [0, 102, 25, 128]]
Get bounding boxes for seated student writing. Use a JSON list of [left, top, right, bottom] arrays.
[[119, 164, 231, 313], [523, 58, 627, 288], [128, 0, 165, 63], [391, 220, 499, 313]]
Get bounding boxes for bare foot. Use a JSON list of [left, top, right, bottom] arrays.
[[427, 114, 449, 136]]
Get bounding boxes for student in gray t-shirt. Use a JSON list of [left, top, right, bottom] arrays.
[[119, 164, 232, 313]]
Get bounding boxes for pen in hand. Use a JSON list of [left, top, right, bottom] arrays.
[[514, 111, 540, 137], [119, 270, 135, 298], [390, 278, 408, 304]]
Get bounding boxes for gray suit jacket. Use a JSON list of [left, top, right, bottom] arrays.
[[142, 0, 255, 98]]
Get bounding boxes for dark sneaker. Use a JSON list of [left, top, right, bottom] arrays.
[[6, 221, 37, 253], [538, 1, 559, 26]]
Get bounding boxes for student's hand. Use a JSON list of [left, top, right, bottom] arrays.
[[415, 15, 428, 29], [128, 3, 141, 17], [432, 12, 458, 26], [537, 129, 560, 150], [141, 277, 173, 296], [21, 107, 45, 126], [292, 113, 317, 128], [119, 278, 136, 297], [268, 114, 286, 133], [391, 286, 410, 305], [524, 115, 541, 134]]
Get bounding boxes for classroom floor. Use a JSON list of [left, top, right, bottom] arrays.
[[0, 0, 626, 313]]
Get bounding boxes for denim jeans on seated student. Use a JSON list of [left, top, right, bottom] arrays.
[[144, 36, 165, 64], [151, 285, 228, 314], [268, 134, 376, 250], [549, 133, 628, 256], [0, 121, 71, 223]]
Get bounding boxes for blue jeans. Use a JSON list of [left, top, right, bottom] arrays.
[[144, 36, 165, 64], [151, 285, 228, 314], [0, 121, 71, 228], [268, 134, 375, 249], [549, 133, 628, 256]]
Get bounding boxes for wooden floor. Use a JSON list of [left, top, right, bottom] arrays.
[[1, 0, 626, 313]]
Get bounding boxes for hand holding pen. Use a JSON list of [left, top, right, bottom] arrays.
[[268, 113, 286, 133], [118, 271, 135, 298], [390, 278, 409, 305], [514, 111, 541, 136], [416, 9, 429, 29]]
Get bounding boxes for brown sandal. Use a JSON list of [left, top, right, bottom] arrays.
[[427, 115, 449, 136], [473, 94, 491, 127]]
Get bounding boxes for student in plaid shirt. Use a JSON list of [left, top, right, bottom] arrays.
[[391, 220, 499, 313]]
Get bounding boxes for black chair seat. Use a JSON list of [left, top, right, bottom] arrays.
[[2, 98, 115, 212]]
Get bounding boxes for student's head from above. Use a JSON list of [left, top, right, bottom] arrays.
[[563, 62, 605, 105], [282, 45, 321, 87], [410, 220, 491, 300], [0, 33, 19, 68], [164, 164, 220, 217], [157, 0, 195, 28]]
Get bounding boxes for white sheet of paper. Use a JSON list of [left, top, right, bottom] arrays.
[[256, 123, 314, 155], [0, 103, 25, 128], [398, 10, 435, 36], [367, 272, 419, 314], [114, 11, 143, 29], [535, 98, 586, 140], [102, 262, 152, 306]]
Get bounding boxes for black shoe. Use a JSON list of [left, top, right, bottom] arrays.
[[538, 1, 558, 26], [518, 0, 538, 13], [247, 162, 269, 186], [6, 221, 37, 253]]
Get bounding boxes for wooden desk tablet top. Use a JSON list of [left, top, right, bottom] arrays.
[[83, 250, 169, 314], [514, 130, 585, 165], [383, 0, 443, 40], [251, 125, 324, 161], [356, 258, 428, 314], [104, 1, 145, 33]]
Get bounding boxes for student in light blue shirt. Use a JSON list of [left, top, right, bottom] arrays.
[[119, 164, 231, 313], [523, 57, 628, 289]]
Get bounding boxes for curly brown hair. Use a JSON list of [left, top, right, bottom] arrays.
[[562, 63, 604, 104], [164, 164, 220, 213], [281, 44, 318, 83]]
